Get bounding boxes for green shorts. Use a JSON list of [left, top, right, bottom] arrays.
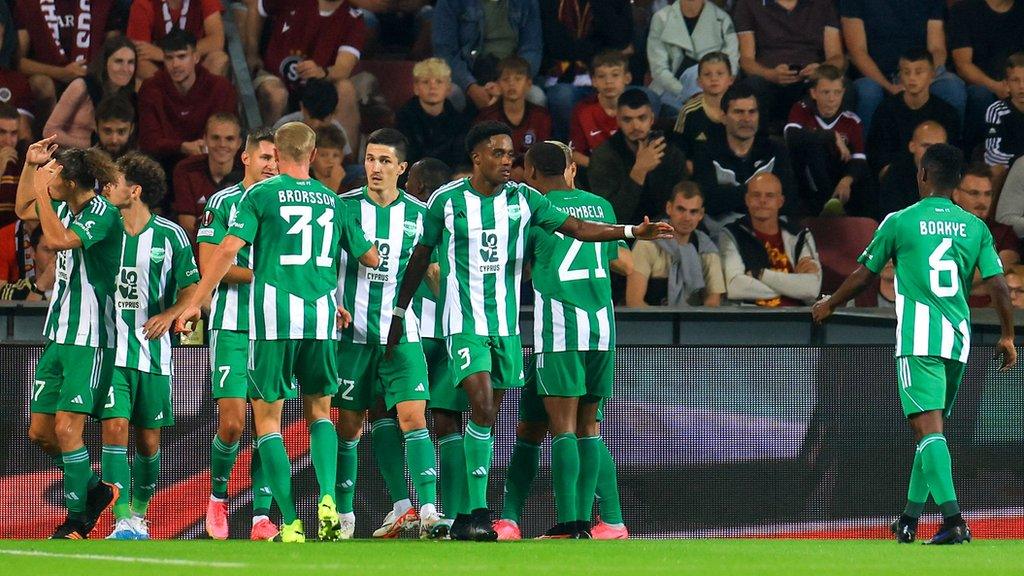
[[101, 366, 174, 428], [247, 339, 339, 403], [333, 341, 430, 411], [519, 353, 611, 423], [32, 341, 114, 416], [423, 337, 469, 413], [896, 355, 966, 418], [446, 334, 524, 390], [210, 330, 249, 399]]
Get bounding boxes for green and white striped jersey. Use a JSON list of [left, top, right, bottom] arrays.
[[336, 187, 425, 345], [229, 174, 373, 341], [529, 189, 618, 352], [114, 215, 199, 375], [859, 196, 1003, 362], [44, 195, 123, 348], [411, 248, 443, 340], [422, 178, 569, 337], [196, 182, 252, 332]]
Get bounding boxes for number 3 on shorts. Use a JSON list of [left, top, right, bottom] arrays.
[[104, 386, 115, 409], [457, 347, 471, 370]]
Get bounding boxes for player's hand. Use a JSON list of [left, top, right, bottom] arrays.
[[632, 216, 674, 240], [173, 304, 201, 335], [811, 295, 833, 324], [34, 160, 63, 195], [995, 336, 1017, 372], [336, 306, 352, 330], [26, 135, 58, 166], [384, 317, 403, 361], [142, 311, 174, 340]]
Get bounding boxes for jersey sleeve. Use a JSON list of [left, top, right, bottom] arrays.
[[172, 232, 201, 288], [70, 203, 120, 250], [857, 213, 897, 274], [229, 189, 260, 244], [421, 193, 446, 247], [526, 188, 570, 233], [977, 226, 1005, 279], [338, 205, 373, 259], [196, 200, 228, 245]]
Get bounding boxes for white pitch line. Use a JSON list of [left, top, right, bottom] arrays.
[[0, 549, 248, 568]]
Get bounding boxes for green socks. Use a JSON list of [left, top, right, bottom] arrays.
[[918, 433, 960, 518], [904, 449, 929, 518], [210, 435, 239, 500], [438, 433, 467, 517], [595, 436, 623, 525], [464, 421, 494, 511], [577, 436, 601, 523], [500, 439, 540, 523], [552, 433, 580, 524], [336, 438, 359, 514], [371, 418, 410, 503], [250, 442, 273, 517], [256, 433, 297, 523], [61, 447, 92, 519], [405, 428, 437, 506], [132, 450, 160, 517], [309, 419, 338, 501], [101, 445, 131, 519]]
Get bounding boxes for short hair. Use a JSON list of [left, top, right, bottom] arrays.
[[158, 27, 197, 52], [366, 128, 408, 162], [412, 57, 451, 80], [544, 139, 572, 164], [617, 88, 651, 110], [465, 121, 513, 154], [698, 51, 733, 76], [921, 143, 965, 192], [963, 161, 993, 182], [496, 55, 531, 78], [811, 64, 846, 87], [591, 49, 628, 72], [1007, 52, 1024, 74], [315, 124, 347, 151], [117, 151, 167, 208], [670, 180, 704, 203], [55, 147, 120, 190], [95, 95, 135, 125], [245, 126, 275, 151], [899, 47, 933, 66], [301, 79, 339, 120], [410, 158, 452, 196], [721, 83, 759, 113], [274, 122, 316, 162], [206, 112, 241, 135], [525, 142, 567, 177], [0, 103, 19, 122]]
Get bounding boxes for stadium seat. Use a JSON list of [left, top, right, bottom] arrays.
[[803, 217, 880, 307]]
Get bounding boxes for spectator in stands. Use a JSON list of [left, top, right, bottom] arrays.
[[94, 95, 136, 161], [877, 260, 895, 308], [878, 120, 947, 218], [589, 88, 687, 225], [867, 49, 960, 180], [983, 53, 1024, 176], [127, 0, 228, 80], [1007, 269, 1024, 309], [647, 0, 738, 114], [672, 51, 732, 160], [44, 35, 137, 149], [0, 217, 46, 300], [569, 50, 629, 171], [841, 0, 965, 134], [138, 29, 237, 164], [173, 112, 243, 237], [719, 172, 821, 307], [246, 0, 365, 141], [692, 83, 798, 238], [432, 0, 544, 112], [954, 163, 1020, 307], [311, 125, 348, 193], [272, 79, 353, 159], [396, 57, 469, 168], [540, 0, 633, 141], [626, 181, 724, 307], [0, 3, 34, 140], [476, 56, 551, 175], [0, 103, 21, 226], [995, 156, 1024, 238], [732, 0, 844, 130], [784, 64, 871, 218], [950, 0, 1024, 149]]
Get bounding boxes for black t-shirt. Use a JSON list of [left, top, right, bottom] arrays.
[[684, 14, 699, 33], [839, 0, 945, 78], [395, 98, 470, 168], [949, 0, 1024, 80], [672, 96, 726, 158]]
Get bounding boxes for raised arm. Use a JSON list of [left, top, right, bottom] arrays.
[[14, 136, 59, 221], [32, 161, 83, 251], [556, 215, 672, 243]]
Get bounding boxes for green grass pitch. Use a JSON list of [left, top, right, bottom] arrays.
[[2, 539, 1024, 575]]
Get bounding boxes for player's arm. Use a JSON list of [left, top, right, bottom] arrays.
[[425, 262, 441, 297], [386, 243, 433, 354], [173, 235, 246, 332], [811, 265, 878, 323], [144, 284, 199, 340], [359, 244, 380, 268], [15, 135, 59, 221], [556, 215, 672, 243], [198, 242, 252, 285], [985, 273, 1017, 371], [32, 161, 83, 251]]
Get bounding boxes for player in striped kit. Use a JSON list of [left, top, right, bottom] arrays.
[[198, 128, 281, 541], [175, 122, 379, 543], [17, 137, 123, 539], [813, 144, 1017, 544], [387, 121, 673, 540], [98, 153, 200, 540]]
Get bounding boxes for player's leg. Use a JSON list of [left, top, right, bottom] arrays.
[[332, 341, 375, 538], [496, 355, 546, 540], [368, 400, 413, 535], [575, 401, 601, 537], [100, 413, 132, 538], [424, 337, 469, 536], [126, 371, 175, 539], [584, 351, 628, 539], [27, 414, 62, 469], [297, 339, 343, 542], [250, 438, 279, 541], [207, 330, 250, 539]]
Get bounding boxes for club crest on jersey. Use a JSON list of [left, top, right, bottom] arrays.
[[403, 221, 418, 237], [507, 203, 521, 221], [151, 247, 166, 263]]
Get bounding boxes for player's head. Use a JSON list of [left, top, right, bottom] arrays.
[[465, 121, 514, 186], [591, 50, 631, 102], [722, 83, 759, 142], [205, 113, 242, 167], [745, 172, 784, 223], [616, 88, 654, 144], [274, 121, 317, 167], [809, 64, 846, 118], [0, 103, 19, 149], [544, 139, 576, 187], [523, 141, 568, 191], [300, 79, 339, 123], [1005, 53, 1024, 110], [159, 28, 198, 86], [51, 147, 119, 202], [105, 152, 167, 210], [918, 143, 964, 197], [697, 52, 733, 97], [909, 120, 947, 167], [898, 48, 934, 96], [666, 181, 705, 237], [365, 128, 409, 194], [406, 157, 451, 203], [413, 57, 452, 108], [95, 95, 135, 159], [953, 162, 995, 220], [242, 126, 278, 184], [311, 125, 347, 185]]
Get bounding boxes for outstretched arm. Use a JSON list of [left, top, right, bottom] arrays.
[[173, 236, 245, 332], [811, 265, 878, 323], [557, 216, 673, 243], [385, 243, 433, 355], [986, 273, 1018, 371]]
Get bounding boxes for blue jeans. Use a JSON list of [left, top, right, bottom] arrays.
[[854, 69, 967, 135], [545, 84, 595, 142]]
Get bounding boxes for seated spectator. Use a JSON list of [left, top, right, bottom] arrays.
[[173, 113, 243, 237], [540, 0, 633, 141], [647, 0, 738, 113], [432, 0, 544, 112], [841, 0, 965, 134], [692, 83, 798, 238], [733, 0, 844, 130], [272, 78, 353, 158], [784, 65, 871, 217], [128, 0, 227, 80], [983, 53, 1024, 177], [94, 95, 137, 161], [311, 125, 348, 193], [950, 0, 1024, 149], [476, 56, 552, 176], [138, 29, 237, 164], [569, 50, 630, 170], [672, 51, 733, 160], [0, 218, 45, 300], [626, 181, 724, 307], [589, 88, 687, 224], [0, 103, 21, 226], [246, 0, 365, 140], [719, 172, 821, 307], [878, 120, 947, 218], [0, 3, 34, 140], [954, 163, 1021, 307], [866, 49, 960, 179], [877, 260, 895, 308], [995, 155, 1024, 238], [1007, 268, 1024, 309], [44, 35, 137, 149], [396, 57, 469, 168]]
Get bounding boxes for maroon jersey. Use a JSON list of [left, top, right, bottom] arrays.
[[785, 100, 865, 160], [569, 95, 617, 157], [476, 102, 552, 163], [258, 0, 366, 94], [0, 69, 34, 117], [0, 158, 23, 228], [15, 0, 118, 66], [127, 0, 221, 44]]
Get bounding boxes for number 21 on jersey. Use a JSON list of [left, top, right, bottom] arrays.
[[554, 232, 607, 281]]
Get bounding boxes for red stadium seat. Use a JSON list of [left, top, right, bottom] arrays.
[[803, 217, 881, 307]]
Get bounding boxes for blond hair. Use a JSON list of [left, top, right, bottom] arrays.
[[274, 122, 316, 162], [413, 57, 451, 81]]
